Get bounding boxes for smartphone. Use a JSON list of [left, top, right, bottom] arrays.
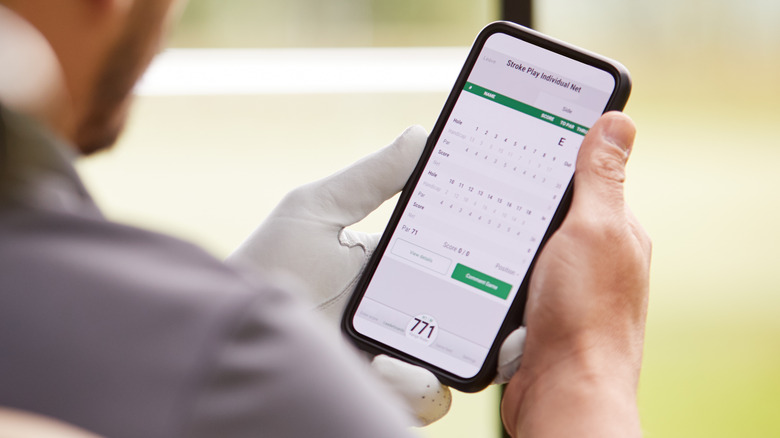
[[343, 21, 631, 392]]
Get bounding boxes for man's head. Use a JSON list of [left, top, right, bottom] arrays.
[[0, 0, 185, 154]]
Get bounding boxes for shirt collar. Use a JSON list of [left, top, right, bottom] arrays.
[[0, 104, 103, 219]]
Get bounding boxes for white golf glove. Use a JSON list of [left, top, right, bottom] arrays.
[[227, 126, 525, 426]]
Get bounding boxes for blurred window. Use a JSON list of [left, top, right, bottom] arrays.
[[171, 0, 499, 48]]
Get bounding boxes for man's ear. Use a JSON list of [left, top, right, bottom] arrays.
[[0, 2, 72, 133]]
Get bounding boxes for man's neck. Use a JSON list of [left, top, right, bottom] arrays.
[[0, 4, 73, 141]]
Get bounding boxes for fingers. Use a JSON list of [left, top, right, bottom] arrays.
[[495, 326, 527, 384], [371, 355, 452, 426], [292, 126, 427, 227], [569, 112, 636, 222]]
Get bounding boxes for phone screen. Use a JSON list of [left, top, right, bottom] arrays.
[[348, 29, 624, 384]]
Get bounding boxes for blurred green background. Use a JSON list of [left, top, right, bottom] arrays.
[[76, 0, 780, 436]]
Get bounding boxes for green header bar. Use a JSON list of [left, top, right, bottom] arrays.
[[451, 263, 512, 300], [463, 82, 590, 136]]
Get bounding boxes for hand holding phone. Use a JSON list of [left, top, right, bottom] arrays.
[[343, 22, 632, 392], [501, 111, 650, 437], [228, 126, 458, 424]]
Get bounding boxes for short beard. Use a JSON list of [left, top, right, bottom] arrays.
[[73, 2, 168, 155]]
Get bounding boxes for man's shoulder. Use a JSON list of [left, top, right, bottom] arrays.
[[0, 205, 286, 437], [0, 204, 281, 337], [0, 204, 260, 304]]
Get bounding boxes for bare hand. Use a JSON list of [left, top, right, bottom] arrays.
[[501, 112, 651, 437]]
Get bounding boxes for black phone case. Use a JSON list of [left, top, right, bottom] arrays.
[[342, 21, 632, 393]]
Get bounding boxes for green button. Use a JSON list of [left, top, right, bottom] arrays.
[[451, 263, 512, 300]]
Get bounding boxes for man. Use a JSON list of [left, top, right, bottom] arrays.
[[0, 1, 651, 437]]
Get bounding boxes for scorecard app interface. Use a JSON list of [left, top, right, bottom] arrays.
[[353, 33, 618, 378]]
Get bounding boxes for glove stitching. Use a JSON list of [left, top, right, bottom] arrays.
[[315, 227, 371, 313]]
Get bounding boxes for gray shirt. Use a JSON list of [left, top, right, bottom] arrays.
[[0, 105, 417, 438]]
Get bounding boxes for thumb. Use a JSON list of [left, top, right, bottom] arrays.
[[299, 125, 427, 227], [570, 112, 636, 218]]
